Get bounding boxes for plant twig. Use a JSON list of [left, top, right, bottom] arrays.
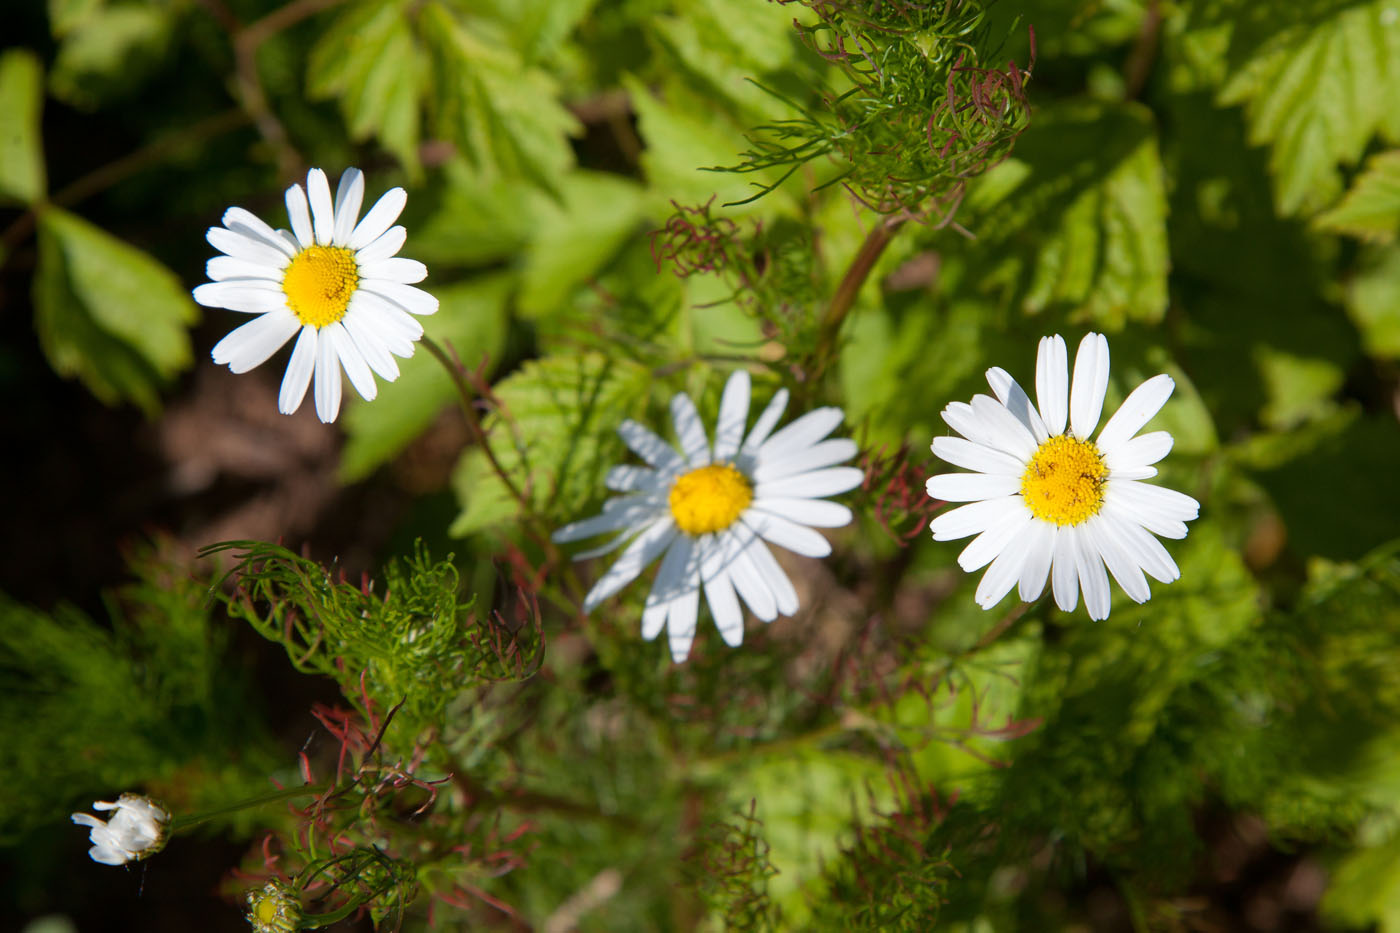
[[811, 215, 906, 380]]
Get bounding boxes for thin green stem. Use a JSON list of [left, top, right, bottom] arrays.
[[171, 782, 330, 833]]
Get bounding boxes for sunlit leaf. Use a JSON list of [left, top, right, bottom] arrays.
[[1316, 149, 1400, 240], [33, 207, 197, 414]]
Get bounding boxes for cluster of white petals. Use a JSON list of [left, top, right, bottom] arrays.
[[71, 793, 171, 866]]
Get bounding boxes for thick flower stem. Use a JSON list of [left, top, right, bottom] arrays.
[[811, 216, 906, 381]]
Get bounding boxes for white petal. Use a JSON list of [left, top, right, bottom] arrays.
[[746, 538, 799, 615], [353, 290, 423, 351], [355, 225, 407, 264], [332, 168, 365, 246], [278, 325, 317, 414], [207, 226, 290, 268], [1097, 374, 1175, 453], [643, 536, 696, 640], [941, 401, 999, 449], [986, 366, 1049, 442], [363, 281, 439, 316], [360, 257, 428, 284], [928, 496, 1022, 541], [285, 182, 313, 248], [754, 438, 858, 483], [205, 255, 283, 285], [741, 388, 790, 452], [222, 206, 298, 258], [758, 407, 844, 465], [975, 524, 1034, 609], [970, 394, 1038, 460], [307, 168, 335, 245], [582, 518, 677, 611], [313, 327, 344, 423], [727, 537, 778, 622], [1069, 333, 1110, 440], [712, 370, 751, 461], [1106, 431, 1174, 472], [341, 308, 401, 382], [1036, 335, 1069, 436], [1103, 509, 1180, 583], [1085, 517, 1150, 604], [667, 585, 701, 662], [958, 506, 1032, 572], [926, 471, 1021, 502], [606, 464, 663, 493], [931, 436, 1025, 475], [757, 466, 863, 500], [670, 391, 711, 466], [752, 497, 853, 528], [348, 187, 407, 250], [1075, 527, 1113, 620], [327, 322, 377, 402], [1104, 480, 1199, 537], [554, 498, 661, 542], [744, 509, 832, 558], [617, 420, 685, 473], [193, 281, 284, 313], [1051, 526, 1079, 612], [702, 564, 745, 647], [211, 308, 300, 373], [1017, 520, 1055, 601]]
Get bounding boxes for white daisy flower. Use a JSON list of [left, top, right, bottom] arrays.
[[71, 793, 171, 865], [925, 333, 1200, 620], [193, 167, 439, 423], [554, 370, 864, 662]]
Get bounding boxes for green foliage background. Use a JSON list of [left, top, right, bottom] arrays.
[[3, 0, 1400, 929]]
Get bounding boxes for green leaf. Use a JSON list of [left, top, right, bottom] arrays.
[[964, 101, 1169, 327], [33, 207, 198, 414], [1316, 149, 1400, 240], [421, 1, 580, 191], [306, 0, 428, 172], [518, 170, 647, 318], [0, 50, 45, 205], [624, 73, 793, 212], [48, 2, 174, 109], [472, 0, 600, 62], [48, 0, 105, 36], [340, 272, 513, 482], [1213, 0, 1400, 215], [1347, 243, 1400, 358], [449, 354, 653, 537], [1325, 835, 1400, 933]]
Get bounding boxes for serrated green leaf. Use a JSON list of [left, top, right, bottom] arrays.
[[306, 0, 427, 172], [33, 207, 197, 414], [624, 73, 791, 212], [0, 50, 45, 205], [1347, 243, 1400, 358], [421, 1, 580, 192], [518, 171, 646, 318], [1214, 0, 1400, 215], [409, 159, 536, 266], [1316, 149, 1400, 240], [965, 101, 1169, 327], [473, 0, 599, 62], [449, 354, 653, 537], [341, 273, 513, 482], [48, 3, 174, 109]]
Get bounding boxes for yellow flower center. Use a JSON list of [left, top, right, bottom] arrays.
[[668, 463, 753, 535], [253, 897, 280, 925], [281, 245, 359, 327], [1020, 434, 1108, 526]]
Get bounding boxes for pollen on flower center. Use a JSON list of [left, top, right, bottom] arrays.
[[669, 463, 753, 535], [1020, 434, 1108, 526], [282, 245, 359, 327]]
